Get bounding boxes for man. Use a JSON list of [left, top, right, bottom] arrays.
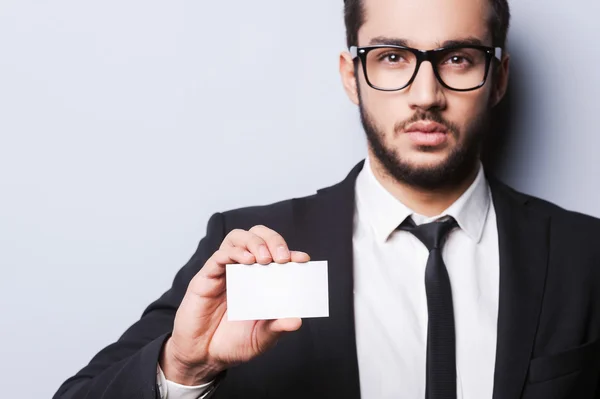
[[54, 0, 600, 397]]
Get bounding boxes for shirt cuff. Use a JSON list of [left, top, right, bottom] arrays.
[[157, 363, 214, 399]]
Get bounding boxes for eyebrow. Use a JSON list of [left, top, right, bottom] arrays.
[[367, 36, 487, 48], [368, 36, 410, 46], [440, 37, 485, 47]]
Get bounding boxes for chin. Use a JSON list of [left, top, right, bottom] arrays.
[[400, 149, 452, 167]]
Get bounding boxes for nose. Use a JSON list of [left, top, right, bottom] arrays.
[[407, 61, 446, 112]]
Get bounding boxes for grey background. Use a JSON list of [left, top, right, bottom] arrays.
[[0, 1, 598, 397]]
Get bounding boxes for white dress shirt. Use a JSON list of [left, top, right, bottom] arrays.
[[159, 157, 500, 398], [353, 158, 499, 398], [157, 364, 212, 399]]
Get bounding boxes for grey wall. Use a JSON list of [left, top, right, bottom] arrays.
[[0, 1, 598, 397], [490, 1, 600, 211]]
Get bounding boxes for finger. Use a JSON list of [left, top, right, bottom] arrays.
[[249, 225, 290, 264], [222, 229, 272, 264], [290, 251, 311, 263], [201, 247, 256, 279]]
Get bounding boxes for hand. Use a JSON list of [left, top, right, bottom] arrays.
[[160, 225, 310, 385]]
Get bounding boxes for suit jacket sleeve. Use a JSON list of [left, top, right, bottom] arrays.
[[52, 212, 227, 399]]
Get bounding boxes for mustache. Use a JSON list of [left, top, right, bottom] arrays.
[[394, 111, 460, 137]]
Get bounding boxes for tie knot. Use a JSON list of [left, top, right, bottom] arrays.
[[398, 216, 458, 251]]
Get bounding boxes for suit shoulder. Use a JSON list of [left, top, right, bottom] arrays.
[[216, 163, 362, 232], [509, 186, 600, 231], [492, 181, 600, 267], [217, 191, 322, 233]]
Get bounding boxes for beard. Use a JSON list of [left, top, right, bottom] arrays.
[[360, 98, 490, 191]]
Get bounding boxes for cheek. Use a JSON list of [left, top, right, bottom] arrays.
[[446, 89, 492, 132], [361, 88, 413, 134]]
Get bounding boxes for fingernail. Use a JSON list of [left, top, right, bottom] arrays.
[[244, 251, 254, 259], [277, 246, 290, 261], [259, 245, 271, 260]]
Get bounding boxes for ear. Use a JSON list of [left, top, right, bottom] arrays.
[[339, 51, 360, 105], [491, 52, 510, 107]]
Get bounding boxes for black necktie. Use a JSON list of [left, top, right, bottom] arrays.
[[398, 216, 458, 399]]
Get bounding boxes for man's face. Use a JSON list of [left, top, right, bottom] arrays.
[[341, 0, 508, 189]]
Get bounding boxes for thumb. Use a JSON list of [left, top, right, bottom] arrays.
[[268, 318, 303, 333], [255, 318, 303, 351]]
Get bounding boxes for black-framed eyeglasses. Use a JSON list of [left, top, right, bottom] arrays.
[[350, 44, 503, 92]]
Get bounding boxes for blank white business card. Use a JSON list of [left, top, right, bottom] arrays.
[[226, 261, 329, 321]]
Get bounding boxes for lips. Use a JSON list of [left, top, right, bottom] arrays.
[[404, 121, 449, 147], [404, 121, 448, 134]]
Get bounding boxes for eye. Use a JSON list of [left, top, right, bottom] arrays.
[[444, 54, 472, 66], [377, 52, 406, 64]]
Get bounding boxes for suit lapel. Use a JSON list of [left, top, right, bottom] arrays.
[[292, 162, 364, 398], [489, 179, 551, 399]]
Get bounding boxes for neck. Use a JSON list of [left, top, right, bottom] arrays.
[[368, 154, 480, 218]]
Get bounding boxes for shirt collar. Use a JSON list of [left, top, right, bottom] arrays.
[[355, 157, 491, 243]]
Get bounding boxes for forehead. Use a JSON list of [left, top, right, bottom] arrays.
[[358, 0, 493, 48]]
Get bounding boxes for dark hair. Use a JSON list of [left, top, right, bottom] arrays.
[[344, 0, 511, 49]]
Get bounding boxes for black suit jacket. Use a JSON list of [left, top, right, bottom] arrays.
[[54, 161, 600, 399]]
